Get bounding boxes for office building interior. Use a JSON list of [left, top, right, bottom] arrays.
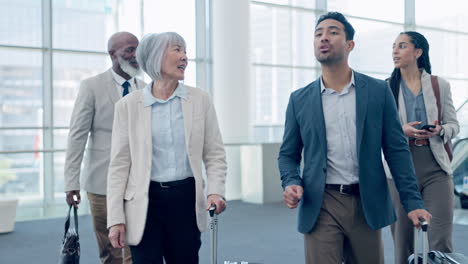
[[0, 0, 467, 263]]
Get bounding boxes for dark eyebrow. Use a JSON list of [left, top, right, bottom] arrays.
[[315, 25, 342, 33], [393, 41, 409, 46]]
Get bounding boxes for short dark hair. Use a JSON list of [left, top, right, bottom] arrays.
[[316, 12, 355, 40]]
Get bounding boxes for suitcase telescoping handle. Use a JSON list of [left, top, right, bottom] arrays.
[[210, 205, 218, 264], [413, 220, 429, 264]]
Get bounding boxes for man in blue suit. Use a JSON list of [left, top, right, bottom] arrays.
[[278, 12, 432, 264]]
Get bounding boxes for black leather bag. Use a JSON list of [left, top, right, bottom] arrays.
[[58, 205, 80, 264]]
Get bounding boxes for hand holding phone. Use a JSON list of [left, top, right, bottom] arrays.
[[421, 124, 436, 131]]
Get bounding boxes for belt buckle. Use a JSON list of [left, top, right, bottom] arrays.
[[414, 139, 424, 147], [339, 185, 348, 195], [159, 182, 170, 188]]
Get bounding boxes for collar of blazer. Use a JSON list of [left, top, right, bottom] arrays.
[[397, 69, 438, 125], [105, 68, 146, 105], [307, 71, 369, 158]]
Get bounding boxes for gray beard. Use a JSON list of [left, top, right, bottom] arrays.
[[118, 57, 140, 78]]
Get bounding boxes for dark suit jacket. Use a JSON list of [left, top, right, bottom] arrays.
[[278, 71, 424, 233]]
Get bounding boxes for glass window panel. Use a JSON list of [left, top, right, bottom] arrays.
[[252, 1, 316, 9], [453, 100, 468, 140], [253, 66, 292, 125], [0, 129, 41, 152], [53, 52, 110, 127], [143, 0, 196, 59], [53, 129, 68, 150], [291, 0, 315, 8], [414, 28, 468, 80], [292, 68, 316, 89], [0, 48, 43, 127], [117, 0, 142, 36], [254, 0, 290, 5], [184, 60, 197, 88], [0, 0, 42, 47], [252, 5, 274, 64], [292, 10, 315, 67], [252, 125, 285, 143], [328, 0, 404, 23], [54, 151, 66, 195], [416, 0, 468, 33], [253, 66, 273, 124], [363, 72, 389, 80], [251, 4, 292, 65], [445, 79, 468, 110], [53, 0, 115, 52], [348, 18, 403, 75], [0, 152, 42, 198]]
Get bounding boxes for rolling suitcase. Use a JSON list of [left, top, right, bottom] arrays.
[[408, 221, 468, 264], [209, 206, 218, 264], [209, 206, 261, 264]]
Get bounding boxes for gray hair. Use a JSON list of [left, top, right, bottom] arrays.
[[136, 32, 186, 81]]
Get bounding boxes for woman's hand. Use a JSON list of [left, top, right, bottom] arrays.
[[206, 194, 226, 215], [109, 224, 126, 248], [402, 121, 430, 139], [425, 120, 442, 138]]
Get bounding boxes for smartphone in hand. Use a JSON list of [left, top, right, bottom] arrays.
[[421, 124, 436, 131]]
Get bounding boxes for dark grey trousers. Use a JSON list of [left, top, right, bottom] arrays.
[[389, 144, 454, 264]]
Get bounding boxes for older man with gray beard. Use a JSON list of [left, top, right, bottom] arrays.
[[64, 32, 146, 264]]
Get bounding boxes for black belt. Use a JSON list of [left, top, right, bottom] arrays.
[[325, 184, 360, 196], [152, 177, 194, 189]]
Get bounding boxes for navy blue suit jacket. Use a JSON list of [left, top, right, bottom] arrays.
[[278, 71, 424, 233]]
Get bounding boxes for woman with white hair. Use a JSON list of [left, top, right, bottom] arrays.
[[106, 32, 227, 263]]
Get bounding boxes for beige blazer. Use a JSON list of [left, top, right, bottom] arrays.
[[106, 84, 227, 245], [64, 69, 146, 195], [385, 70, 459, 178]]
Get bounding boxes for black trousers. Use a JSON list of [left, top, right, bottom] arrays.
[[130, 178, 201, 264]]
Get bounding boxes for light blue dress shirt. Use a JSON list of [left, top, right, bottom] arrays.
[[401, 79, 429, 132], [320, 72, 359, 184], [143, 82, 193, 183]]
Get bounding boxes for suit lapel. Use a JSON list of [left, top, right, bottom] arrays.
[[181, 88, 193, 151], [355, 72, 368, 157], [104, 69, 121, 105], [308, 80, 327, 153], [421, 71, 438, 124], [398, 85, 408, 124], [138, 91, 153, 160]]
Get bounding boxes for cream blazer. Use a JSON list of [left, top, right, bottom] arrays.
[[64, 69, 146, 195], [385, 70, 459, 178], [106, 84, 227, 245]]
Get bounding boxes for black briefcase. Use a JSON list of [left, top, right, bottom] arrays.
[[58, 205, 80, 264]]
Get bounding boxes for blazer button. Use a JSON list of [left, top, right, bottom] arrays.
[[323, 168, 327, 173]]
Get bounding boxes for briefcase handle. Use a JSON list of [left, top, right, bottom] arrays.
[[63, 205, 79, 240]]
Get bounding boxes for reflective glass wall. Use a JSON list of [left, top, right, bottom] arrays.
[[0, 0, 210, 219], [251, 0, 468, 140], [1, 0, 467, 219]]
